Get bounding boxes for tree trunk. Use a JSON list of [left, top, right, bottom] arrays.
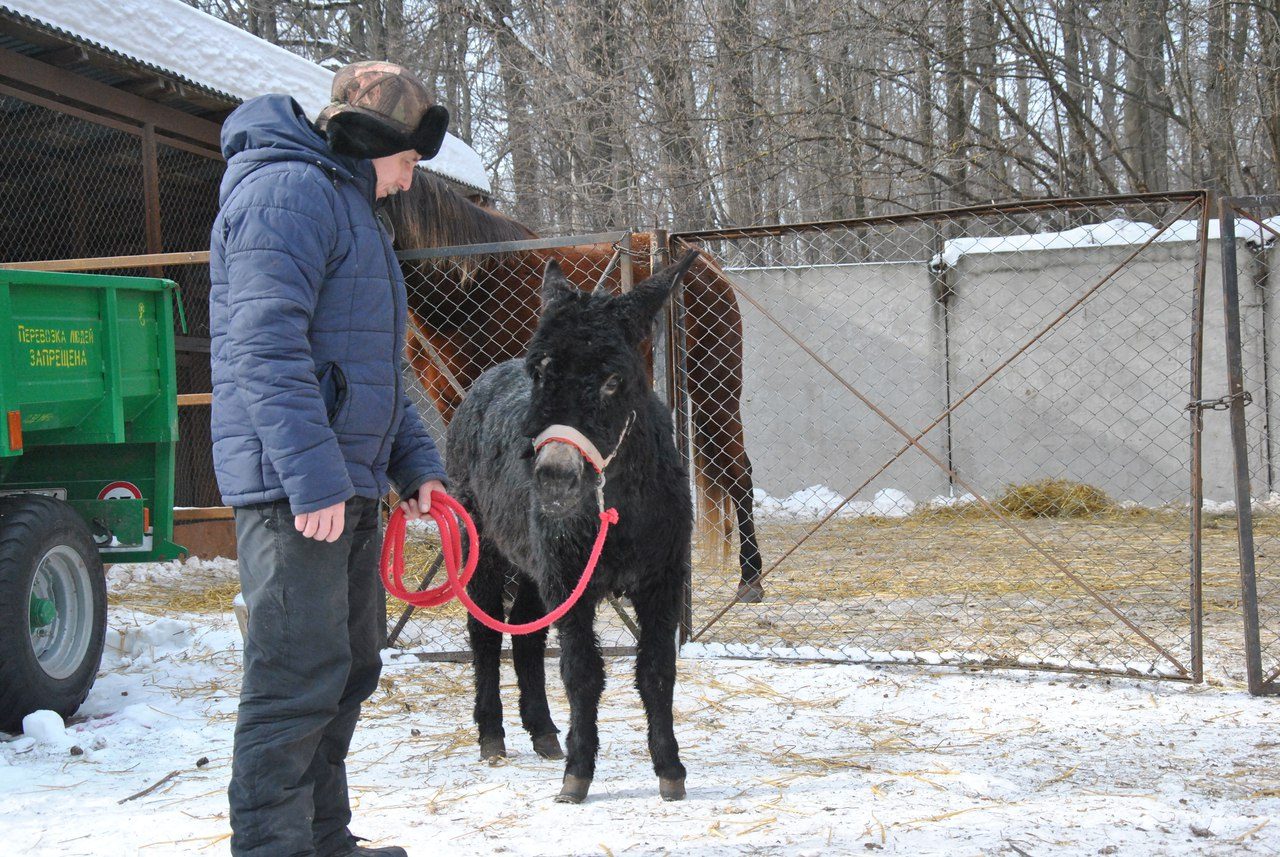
[[638, 0, 710, 230], [714, 0, 764, 226], [485, 0, 542, 225], [942, 0, 969, 206], [1122, 0, 1170, 192]]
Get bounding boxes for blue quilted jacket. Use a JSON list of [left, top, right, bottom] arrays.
[[209, 94, 446, 513]]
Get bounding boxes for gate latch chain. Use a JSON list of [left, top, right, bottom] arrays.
[[1186, 391, 1253, 412]]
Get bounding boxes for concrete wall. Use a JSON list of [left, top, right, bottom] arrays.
[[730, 236, 1258, 509], [1233, 240, 1280, 501]]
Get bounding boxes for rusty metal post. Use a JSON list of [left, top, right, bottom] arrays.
[[1219, 197, 1266, 694], [1187, 194, 1211, 685], [651, 229, 694, 643], [619, 231, 634, 293]]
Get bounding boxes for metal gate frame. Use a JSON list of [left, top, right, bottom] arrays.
[[1218, 195, 1280, 696], [670, 191, 1213, 683]]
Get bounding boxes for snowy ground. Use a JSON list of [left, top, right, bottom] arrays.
[[3, 554, 1278, 857]]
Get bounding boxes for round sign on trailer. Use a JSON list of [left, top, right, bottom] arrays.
[[97, 481, 142, 501]]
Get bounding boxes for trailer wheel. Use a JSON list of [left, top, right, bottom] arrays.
[[0, 494, 107, 733]]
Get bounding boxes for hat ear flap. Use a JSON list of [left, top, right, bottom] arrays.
[[411, 104, 450, 160], [325, 111, 404, 159]]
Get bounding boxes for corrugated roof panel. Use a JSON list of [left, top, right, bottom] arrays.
[[0, 6, 241, 115]]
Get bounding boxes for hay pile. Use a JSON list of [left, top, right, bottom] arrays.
[[991, 478, 1114, 518]]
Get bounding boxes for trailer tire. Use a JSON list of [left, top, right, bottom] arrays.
[[0, 495, 107, 733]]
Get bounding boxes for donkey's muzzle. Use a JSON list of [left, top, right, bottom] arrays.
[[533, 442, 587, 515]]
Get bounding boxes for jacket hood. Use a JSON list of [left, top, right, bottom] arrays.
[[218, 94, 373, 204]]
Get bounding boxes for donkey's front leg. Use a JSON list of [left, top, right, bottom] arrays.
[[509, 576, 562, 759], [466, 551, 510, 761], [630, 585, 686, 800], [554, 601, 604, 803]]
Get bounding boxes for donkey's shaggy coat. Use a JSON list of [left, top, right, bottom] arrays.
[[446, 251, 698, 803]]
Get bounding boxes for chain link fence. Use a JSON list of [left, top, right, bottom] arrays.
[[1, 107, 1247, 689], [673, 193, 1220, 681], [386, 192, 1244, 686]]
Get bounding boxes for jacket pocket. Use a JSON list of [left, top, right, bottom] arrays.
[[316, 362, 348, 425]]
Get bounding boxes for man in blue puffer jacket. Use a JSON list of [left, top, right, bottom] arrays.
[[210, 61, 451, 857]]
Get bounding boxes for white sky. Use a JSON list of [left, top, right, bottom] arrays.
[[1, 0, 492, 193]]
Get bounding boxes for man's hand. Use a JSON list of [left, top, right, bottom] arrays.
[[295, 501, 346, 542], [400, 480, 446, 522]]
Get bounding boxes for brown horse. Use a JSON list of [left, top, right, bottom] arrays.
[[383, 169, 762, 602]]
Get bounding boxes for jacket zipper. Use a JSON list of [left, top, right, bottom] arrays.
[[375, 205, 403, 470]]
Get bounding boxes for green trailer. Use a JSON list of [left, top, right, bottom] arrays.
[[0, 268, 186, 731]]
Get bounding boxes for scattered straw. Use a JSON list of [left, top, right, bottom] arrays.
[[108, 573, 240, 614], [139, 832, 230, 852], [689, 486, 1259, 666], [1040, 764, 1081, 788], [735, 817, 778, 836], [1234, 819, 1272, 842], [894, 804, 998, 829]]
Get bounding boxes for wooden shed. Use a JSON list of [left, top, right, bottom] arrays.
[[0, 0, 490, 556]]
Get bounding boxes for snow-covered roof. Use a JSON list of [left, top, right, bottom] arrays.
[[0, 0, 491, 195]]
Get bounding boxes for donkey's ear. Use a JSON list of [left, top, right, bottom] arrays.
[[620, 249, 699, 343], [539, 258, 578, 310]]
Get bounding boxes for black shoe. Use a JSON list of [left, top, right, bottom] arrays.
[[332, 846, 407, 857]]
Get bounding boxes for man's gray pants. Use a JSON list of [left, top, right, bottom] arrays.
[[228, 497, 384, 857]]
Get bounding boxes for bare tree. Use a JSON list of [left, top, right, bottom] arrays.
[[1255, 0, 1280, 193], [635, 0, 712, 230], [189, 0, 1280, 231]]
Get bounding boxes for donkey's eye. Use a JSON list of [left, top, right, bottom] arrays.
[[529, 356, 550, 383], [601, 374, 621, 396]]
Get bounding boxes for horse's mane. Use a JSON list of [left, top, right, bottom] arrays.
[[385, 169, 536, 252]]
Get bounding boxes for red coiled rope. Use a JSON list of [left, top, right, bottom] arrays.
[[380, 490, 618, 635]]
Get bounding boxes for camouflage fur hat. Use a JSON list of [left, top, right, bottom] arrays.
[[316, 61, 449, 160]]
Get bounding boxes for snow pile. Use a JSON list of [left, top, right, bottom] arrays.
[[754, 485, 916, 518], [929, 214, 1280, 271]]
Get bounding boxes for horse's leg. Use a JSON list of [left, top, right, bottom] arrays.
[[508, 576, 562, 759], [693, 406, 765, 603], [466, 546, 510, 761], [730, 448, 764, 603], [682, 266, 765, 602], [628, 583, 687, 800], [553, 600, 604, 804]]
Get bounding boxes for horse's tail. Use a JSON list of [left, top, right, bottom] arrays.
[[691, 443, 734, 568]]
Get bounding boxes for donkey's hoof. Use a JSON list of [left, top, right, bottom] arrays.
[[555, 775, 591, 804], [532, 733, 564, 760], [479, 736, 507, 763], [659, 776, 686, 801], [736, 581, 764, 604]]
